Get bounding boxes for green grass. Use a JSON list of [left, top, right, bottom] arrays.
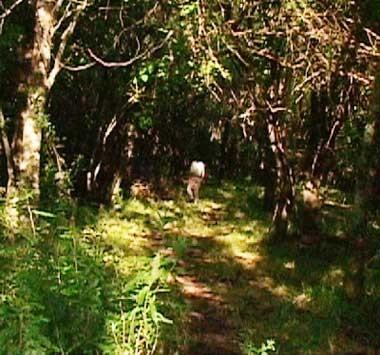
[[0, 180, 379, 353]]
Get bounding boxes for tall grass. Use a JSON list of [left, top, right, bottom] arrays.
[[0, 197, 173, 353]]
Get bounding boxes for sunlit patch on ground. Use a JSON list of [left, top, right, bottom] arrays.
[[77, 181, 380, 354]]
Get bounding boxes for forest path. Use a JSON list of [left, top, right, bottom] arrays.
[[99, 182, 372, 353], [175, 241, 240, 354], [166, 198, 267, 355]]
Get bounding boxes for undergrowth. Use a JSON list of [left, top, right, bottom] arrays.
[[0, 195, 174, 354], [0, 180, 379, 353]]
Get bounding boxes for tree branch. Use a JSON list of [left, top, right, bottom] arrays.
[[0, 0, 24, 33], [0, 0, 24, 19], [46, 1, 87, 89], [87, 30, 173, 68], [61, 61, 95, 71], [52, 3, 72, 37]]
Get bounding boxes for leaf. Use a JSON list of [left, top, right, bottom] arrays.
[[181, 2, 197, 16], [136, 286, 148, 305], [150, 302, 158, 323], [150, 254, 162, 284], [147, 63, 155, 74], [156, 312, 173, 324], [32, 210, 56, 218], [140, 73, 149, 83]]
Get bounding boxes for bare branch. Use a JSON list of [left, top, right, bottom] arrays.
[[88, 30, 173, 68], [98, 6, 124, 11], [223, 39, 249, 67], [61, 61, 95, 71], [54, 0, 65, 13], [364, 27, 380, 42], [248, 48, 295, 70], [47, 1, 88, 89], [339, 70, 374, 86], [52, 3, 72, 37], [266, 100, 290, 114], [292, 71, 321, 93], [0, 0, 24, 33], [0, 0, 24, 19]]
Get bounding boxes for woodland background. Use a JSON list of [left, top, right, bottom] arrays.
[[0, 0, 380, 353]]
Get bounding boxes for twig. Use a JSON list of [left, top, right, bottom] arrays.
[[52, 3, 72, 36], [293, 71, 321, 93], [61, 62, 95, 71], [47, 1, 88, 89], [27, 205, 36, 237], [0, 0, 24, 33], [87, 30, 173, 68], [338, 70, 373, 86], [248, 48, 295, 70], [223, 39, 249, 67], [0, 0, 24, 19]]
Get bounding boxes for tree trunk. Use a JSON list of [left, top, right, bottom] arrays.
[[345, 67, 380, 301], [266, 116, 295, 239], [355, 69, 380, 225], [218, 118, 231, 181], [0, 109, 16, 193], [369, 68, 380, 205], [14, 88, 45, 192], [12, 1, 54, 196], [259, 138, 276, 210], [87, 121, 137, 204]]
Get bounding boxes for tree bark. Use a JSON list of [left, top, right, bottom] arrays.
[[14, 88, 46, 192], [345, 66, 380, 301], [266, 116, 295, 239], [87, 120, 137, 204], [0, 109, 16, 193], [218, 118, 231, 181], [12, 1, 55, 196], [11, 0, 84, 197]]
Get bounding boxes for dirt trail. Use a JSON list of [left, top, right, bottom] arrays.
[[176, 268, 241, 354], [147, 192, 269, 354], [172, 207, 248, 354]]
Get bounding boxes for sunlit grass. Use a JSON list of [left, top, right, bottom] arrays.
[[2, 180, 375, 353]]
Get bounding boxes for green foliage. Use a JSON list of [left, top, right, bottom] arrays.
[[180, 2, 198, 17], [1, 0, 380, 352], [0, 222, 106, 352], [2, 176, 380, 353], [360, 0, 380, 22], [101, 254, 172, 354], [0, 198, 173, 353], [242, 339, 276, 355], [132, 63, 156, 86], [169, 237, 190, 259]]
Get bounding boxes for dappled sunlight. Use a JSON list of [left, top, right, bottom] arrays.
[[122, 198, 157, 215], [176, 275, 223, 303], [233, 252, 263, 269], [182, 224, 216, 238], [86, 182, 275, 353], [322, 267, 345, 287], [97, 217, 150, 252], [249, 276, 293, 300], [292, 292, 312, 309], [200, 200, 224, 211], [22, 181, 376, 353], [2, 0, 380, 352], [219, 189, 235, 200]]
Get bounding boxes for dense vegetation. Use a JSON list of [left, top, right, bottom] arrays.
[[0, 0, 379, 353]]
